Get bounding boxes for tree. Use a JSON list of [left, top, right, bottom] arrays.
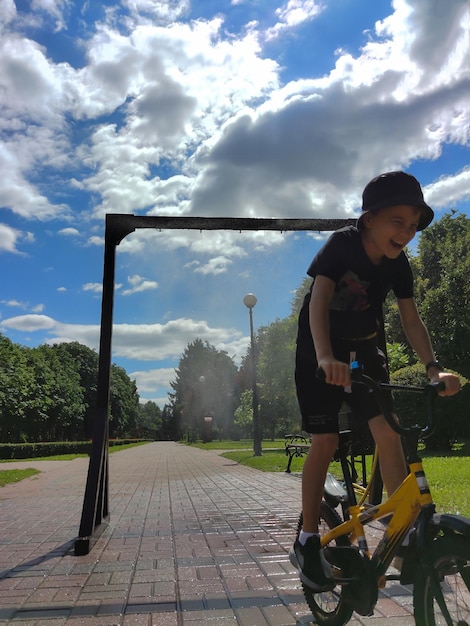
[[414, 212, 470, 376], [55, 342, 141, 439], [257, 315, 299, 437], [234, 390, 254, 437], [169, 339, 239, 441], [0, 335, 33, 442], [138, 401, 162, 439], [0, 334, 142, 442], [160, 403, 179, 441], [109, 364, 140, 438], [290, 275, 312, 316], [54, 342, 98, 437], [33, 345, 85, 440], [0, 337, 86, 442], [378, 213, 470, 377]]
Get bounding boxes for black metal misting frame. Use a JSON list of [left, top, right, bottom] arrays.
[[74, 213, 357, 555]]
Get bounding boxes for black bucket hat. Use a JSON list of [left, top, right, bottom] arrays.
[[358, 171, 434, 231]]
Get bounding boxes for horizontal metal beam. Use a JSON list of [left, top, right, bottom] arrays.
[[106, 213, 357, 245]]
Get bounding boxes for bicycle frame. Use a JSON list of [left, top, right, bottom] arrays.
[[319, 369, 439, 571], [320, 457, 434, 575]]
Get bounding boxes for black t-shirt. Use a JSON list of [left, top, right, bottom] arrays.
[[297, 226, 414, 358]]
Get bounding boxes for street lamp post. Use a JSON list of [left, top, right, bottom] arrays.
[[243, 293, 262, 456]]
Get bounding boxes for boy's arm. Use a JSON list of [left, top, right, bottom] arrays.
[[309, 275, 350, 386], [396, 298, 460, 396]]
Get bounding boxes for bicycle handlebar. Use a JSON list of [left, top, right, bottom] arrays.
[[316, 361, 445, 439]]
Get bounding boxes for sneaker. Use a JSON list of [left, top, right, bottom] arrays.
[[289, 534, 335, 591]]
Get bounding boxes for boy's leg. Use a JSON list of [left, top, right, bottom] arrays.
[[290, 432, 339, 590], [368, 414, 407, 496], [302, 432, 339, 532]]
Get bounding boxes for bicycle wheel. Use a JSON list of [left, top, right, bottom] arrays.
[[296, 502, 354, 626], [413, 534, 470, 625]]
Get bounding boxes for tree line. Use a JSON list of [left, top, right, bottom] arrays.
[[1, 212, 468, 447], [0, 339, 173, 443]]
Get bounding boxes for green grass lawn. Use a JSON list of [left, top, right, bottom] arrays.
[[219, 443, 470, 517], [0, 468, 40, 487]]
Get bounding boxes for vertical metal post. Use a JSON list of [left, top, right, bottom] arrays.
[[74, 231, 116, 555], [74, 215, 135, 555], [244, 294, 261, 456]]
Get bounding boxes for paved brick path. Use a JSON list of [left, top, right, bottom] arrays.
[[0, 442, 416, 625]]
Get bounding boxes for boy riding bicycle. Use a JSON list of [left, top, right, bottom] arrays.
[[290, 171, 461, 591]]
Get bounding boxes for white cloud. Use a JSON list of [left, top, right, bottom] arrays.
[[0, 0, 16, 30], [59, 227, 80, 236], [1, 0, 464, 238], [87, 236, 104, 246], [129, 367, 176, 393], [1, 314, 56, 331], [187, 1, 469, 221], [121, 274, 159, 295], [0, 223, 21, 253], [0, 299, 44, 312], [122, 0, 190, 25], [68, 15, 279, 218], [266, 0, 324, 40], [0, 0, 467, 238], [194, 256, 232, 275], [31, 0, 69, 32], [0, 314, 248, 362], [1, 299, 24, 307], [425, 167, 470, 211], [117, 229, 286, 268], [379, 0, 469, 81], [83, 282, 103, 293]]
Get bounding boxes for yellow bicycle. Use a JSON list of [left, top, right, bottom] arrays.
[[296, 362, 470, 625]]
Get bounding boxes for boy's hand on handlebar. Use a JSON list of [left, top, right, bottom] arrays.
[[318, 358, 351, 387], [431, 372, 461, 397]]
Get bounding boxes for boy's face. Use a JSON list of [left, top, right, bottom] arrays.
[[361, 204, 422, 263]]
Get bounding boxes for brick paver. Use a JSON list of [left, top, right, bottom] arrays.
[[0, 442, 416, 625]]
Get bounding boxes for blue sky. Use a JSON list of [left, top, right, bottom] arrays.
[[1, 0, 469, 407]]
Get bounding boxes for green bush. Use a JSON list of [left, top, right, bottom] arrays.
[[0, 439, 149, 460], [391, 365, 469, 451]]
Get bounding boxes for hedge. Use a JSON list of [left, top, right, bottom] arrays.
[[390, 365, 469, 451], [0, 439, 150, 460]]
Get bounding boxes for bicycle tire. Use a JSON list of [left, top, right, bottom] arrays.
[[296, 502, 354, 626], [413, 534, 470, 625]]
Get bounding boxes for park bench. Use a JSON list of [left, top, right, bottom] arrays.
[[284, 433, 311, 473], [284, 418, 382, 504], [284, 431, 374, 481]]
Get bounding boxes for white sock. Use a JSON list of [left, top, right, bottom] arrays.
[[299, 530, 316, 545]]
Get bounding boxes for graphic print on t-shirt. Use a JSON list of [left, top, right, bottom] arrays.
[[330, 270, 370, 312]]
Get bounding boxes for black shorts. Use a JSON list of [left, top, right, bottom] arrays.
[[295, 341, 393, 434]]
